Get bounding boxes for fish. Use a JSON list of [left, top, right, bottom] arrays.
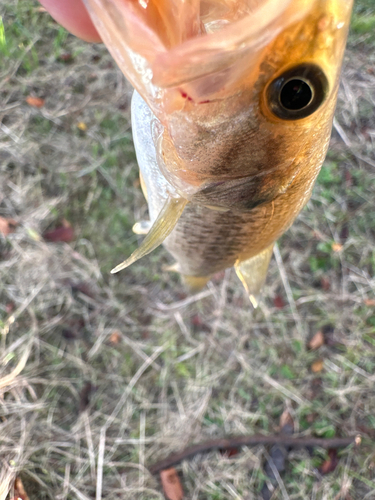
[[83, 0, 353, 305]]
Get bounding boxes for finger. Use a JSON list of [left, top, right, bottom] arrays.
[[39, 0, 102, 42]]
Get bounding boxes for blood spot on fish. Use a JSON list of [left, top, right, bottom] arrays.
[[180, 90, 193, 102]]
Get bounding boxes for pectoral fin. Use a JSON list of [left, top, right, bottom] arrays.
[[235, 245, 274, 308], [111, 196, 187, 274]]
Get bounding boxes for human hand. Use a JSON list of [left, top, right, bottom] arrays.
[[39, 0, 102, 42]]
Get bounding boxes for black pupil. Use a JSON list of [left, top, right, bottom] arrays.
[[280, 79, 313, 110]]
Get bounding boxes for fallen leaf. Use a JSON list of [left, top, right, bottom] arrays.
[[79, 382, 95, 413], [344, 170, 353, 188], [305, 413, 318, 424], [77, 121, 87, 132], [160, 468, 184, 500], [320, 324, 339, 347], [190, 314, 211, 333], [311, 359, 324, 373], [340, 223, 349, 243], [331, 242, 343, 252], [320, 277, 331, 291], [136, 312, 153, 326], [6, 302, 15, 314], [262, 411, 294, 500], [62, 328, 80, 341], [109, 330, 121, 344], [279, 409, 294, 434], [62, 318, 85, 341], [219, 447, 239, 457], [13, 477, 30, 500], [364, 299, 375, 307], [190, 315, 202, 327], [70, 281, 95, 299], [307, 378, 323, 400], [25, 96, 45, 108], [0, 216, 17, 236], [58, 52, 74, 63], [139, 330, 150, 340], [261, 483, 274, 500], [319, 449, 339, 475], [273, 295, 285, 309], [268, 445, 288, 474], [43, 221, 74, 243], [262, 444, 288, 500], [308, 331, 325, 350]]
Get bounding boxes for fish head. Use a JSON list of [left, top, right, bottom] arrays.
[[84, 0, 353, 212]]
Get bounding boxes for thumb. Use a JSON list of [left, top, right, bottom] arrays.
[[39, 0, 102, 42]]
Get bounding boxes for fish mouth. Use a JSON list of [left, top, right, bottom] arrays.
[[84, 0, 313, 114]]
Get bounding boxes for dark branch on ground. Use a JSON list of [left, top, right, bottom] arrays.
[[149, 434, 359, 474]]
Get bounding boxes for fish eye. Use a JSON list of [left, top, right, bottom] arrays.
[[266, 63, 328, 120]]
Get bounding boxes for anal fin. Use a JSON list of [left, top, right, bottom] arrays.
[[163, 262, 210, 292], [182, 274, 211, 292], [235, 244, 274, 308]]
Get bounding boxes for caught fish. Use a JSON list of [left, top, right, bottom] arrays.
[[83, 0, 353, 305]]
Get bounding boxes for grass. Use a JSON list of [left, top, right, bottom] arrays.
[[350, 0, 375, 46], [1, 1, 375, 499]]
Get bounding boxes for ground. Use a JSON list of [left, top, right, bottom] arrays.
[[0, 1, 375, 499]]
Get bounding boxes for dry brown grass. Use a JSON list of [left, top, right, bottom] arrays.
[[1, 1, 375, 499]]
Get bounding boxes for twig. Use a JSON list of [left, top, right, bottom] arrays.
[[139, 411, 146, 488], [262, 374, 307, 406], [96, 427, 106, 500], [0, 342, 33, 390], [154, 289, 212, 311], [273, 244, 304, 337], [96, 343, 168, 499], [83, 412, 96, 482], [149, 434, 359, 474]]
